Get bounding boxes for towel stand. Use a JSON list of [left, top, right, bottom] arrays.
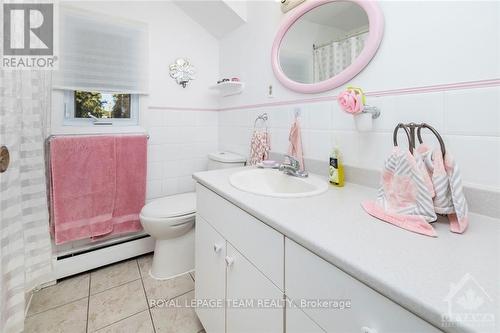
[[393, 122, 446, 157]]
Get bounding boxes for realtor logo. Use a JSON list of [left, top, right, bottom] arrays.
[[442, 273, 495, 328], [2, 2, 57, 69]]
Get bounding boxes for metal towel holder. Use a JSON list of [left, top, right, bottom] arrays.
[[393, 122, 446, 156], [253, 113, 269, 131]]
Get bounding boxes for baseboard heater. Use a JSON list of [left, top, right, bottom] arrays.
[[51, 233, 155, 282]]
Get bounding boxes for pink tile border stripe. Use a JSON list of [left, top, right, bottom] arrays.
[[149, 79, 500, 112]]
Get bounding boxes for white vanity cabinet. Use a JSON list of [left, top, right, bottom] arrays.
[[195, 184, 284, 333], [285, 239, 443, 333], [286, 298, 326, 333], [195, 183, 442, 333]]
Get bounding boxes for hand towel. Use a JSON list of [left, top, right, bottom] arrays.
[[287, 118, 305, 171], [361, 148, 438, 237], [50, 135, 147, 244], [248, 129, 271, 165], [417, 145, 469, 233], [107, 135, 147, 236], [50, 136, 116, 244]]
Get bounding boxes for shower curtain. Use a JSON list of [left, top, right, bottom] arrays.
[[313, 32, 368, 82], [0, 69, 53, 332]]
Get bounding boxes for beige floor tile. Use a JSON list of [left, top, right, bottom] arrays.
[[138, 255, 194, 306], [28, 273, 89, 316], [90, 259, 141, 294], [93, 310, 154, 333], [142, 273, 194, 307], [137, 253, 153, 277], [88, 279, 148, 331], [151, 291, 203, 333], [24, 298, 88, 333]]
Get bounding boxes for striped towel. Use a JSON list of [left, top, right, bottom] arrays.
[[362, 147, 438, 237], [418, 145, 469, 233]]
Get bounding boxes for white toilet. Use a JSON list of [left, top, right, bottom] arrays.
[[140, 151, 246, 279]]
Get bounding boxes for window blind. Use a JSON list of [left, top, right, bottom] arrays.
[[54, 6, 148, 94]]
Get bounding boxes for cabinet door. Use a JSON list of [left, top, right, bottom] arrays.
[[286, 298, 325, 333], [226, 243, 284, 333], [285, 238, 443, 333], [195, 216, 226, 333]]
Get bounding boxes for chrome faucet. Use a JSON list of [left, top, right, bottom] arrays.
[[279, 155, 308, 178]]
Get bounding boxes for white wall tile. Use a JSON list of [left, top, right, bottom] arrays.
[[357, 132, 394, 171], [178, 176, 196, 193], [196, 111, 218, 127], [147, 161, 163, 181], [147, 144, 162, 162], [143, 109, 164, 128], [267, 107, 293, 128], [303, 130, 332, 161], [334, 131, 360, 166], [162, 178, 179, 196], [305, 102, 333, 130], [270, 128, 289, 154], [148, 127, 167, 145], [332, 103, 357, 131], [444, 87, 500, 136], [379, 92, 445, 132], [444, 135, 500, 189], [146, 180, 162, 200], [163, 111, 196, 127]]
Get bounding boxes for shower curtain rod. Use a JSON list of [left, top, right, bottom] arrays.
[[313, 29, 369, 50]]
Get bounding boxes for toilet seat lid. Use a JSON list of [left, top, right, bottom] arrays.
[[141, 192, 196, 219]]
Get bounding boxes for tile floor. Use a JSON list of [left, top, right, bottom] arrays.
[[25, 254, 205, 333]]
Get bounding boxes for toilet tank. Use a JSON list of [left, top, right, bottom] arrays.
[[207, 152, 246, 170]]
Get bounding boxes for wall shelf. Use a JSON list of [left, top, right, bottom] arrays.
[[209, 81, 244, 97]]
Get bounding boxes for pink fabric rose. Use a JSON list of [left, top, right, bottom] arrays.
[[337, 90, 364, 114]]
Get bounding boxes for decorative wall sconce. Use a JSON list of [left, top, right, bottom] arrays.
[[169, 58, 195, 88]]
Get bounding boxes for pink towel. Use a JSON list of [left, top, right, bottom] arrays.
[[287, 118, 305, 171], [248, 129, 271, 165], [107, 135, 146, 236], [418, 145, 469, 233], [50, 135, 146, 244], [362, 147, 438, 237]]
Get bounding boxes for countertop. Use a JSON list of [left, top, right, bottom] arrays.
[[193, 167, 500, 333]]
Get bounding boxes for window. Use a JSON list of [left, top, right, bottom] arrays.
[[56, 6, 147, 127], [64, 91, 139, 126]]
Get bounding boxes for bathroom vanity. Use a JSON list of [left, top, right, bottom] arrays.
[[193, 167, 500, 333]]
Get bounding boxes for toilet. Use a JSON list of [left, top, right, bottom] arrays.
[[140, 151, 246, 279]]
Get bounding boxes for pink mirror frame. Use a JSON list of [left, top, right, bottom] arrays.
[[271, 0, 384, 94]]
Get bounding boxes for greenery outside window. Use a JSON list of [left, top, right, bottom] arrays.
[[64, 91, 139, 126]]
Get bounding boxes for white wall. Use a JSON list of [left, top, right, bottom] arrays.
[[218, 0, 500, 191], [52, 1, 220, 199]]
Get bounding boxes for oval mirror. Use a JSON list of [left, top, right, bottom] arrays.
[[271, 0, 384, 94]]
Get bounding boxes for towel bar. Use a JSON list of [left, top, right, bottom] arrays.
[[46, 133, 150, 143]]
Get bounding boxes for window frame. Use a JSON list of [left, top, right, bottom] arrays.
[[63, 90, 139, 127]]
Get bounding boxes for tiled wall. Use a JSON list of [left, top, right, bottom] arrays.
[[144, 109, 218, 200], [219, 86, 500, 190]]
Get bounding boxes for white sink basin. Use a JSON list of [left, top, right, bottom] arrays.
[[229, 168, 328, 198]]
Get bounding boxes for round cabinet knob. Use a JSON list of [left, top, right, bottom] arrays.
[[361, 327, 378, 333], [213, 243, 223, 253], [225, 256, 234, 268]]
